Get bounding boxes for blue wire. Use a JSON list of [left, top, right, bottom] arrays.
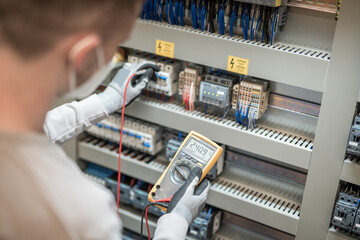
[[250, 6, 256, 41], [191, 2, 198, 29], [217, 69, 221, 76], [206, 207, 213, 220], [197, 1, 202, 30], [166, 0, 169, 23], [245, 5, 250, 40], [154, 0, 158, 21], [158, 0, 162, 22], [145, 0, 150, 20], [241, 7, 246, 40], [169, 0, 175, 25], [356, 199, 360, 207], [209, 67, 213, 74], [204, 104, 208, 114], [179, 1, 185, 26], [271, 7, 279, 45], [230, 11, 235, 37], [255, 9, 262, 42], [178, 132, 182, 141], [149, 0, 154, 20], [201, 5, 206, 31], [239, 104, 244, 125], [174, 0, 179, 25], [141, 4, 146, 19]]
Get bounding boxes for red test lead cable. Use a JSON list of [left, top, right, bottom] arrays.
[[116, 73, 136, 216], [145, 196, 173, 240]]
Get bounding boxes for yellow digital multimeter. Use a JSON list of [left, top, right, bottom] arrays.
[[148, 131, 223, 209]]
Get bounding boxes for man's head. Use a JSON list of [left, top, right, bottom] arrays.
[[0, 0, 143, 132]]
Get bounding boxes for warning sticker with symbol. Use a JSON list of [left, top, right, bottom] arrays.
[[226, 55, 249, 75], [155, 40, 175, 58]]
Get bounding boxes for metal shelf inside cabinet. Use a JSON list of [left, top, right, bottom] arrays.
[[327, 227, 358, 240], [340, 155, 360, 186], [78, 138, 302, 235], [212, 222, 273, 240], [122, 20, 330, 92], [124, 99, 313, 170], [208, 164, 303, 235], [78, 139, 166, 184]]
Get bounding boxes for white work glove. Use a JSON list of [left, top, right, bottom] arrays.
[[166, 167, 210, 225], [98, 61, 160, 114]]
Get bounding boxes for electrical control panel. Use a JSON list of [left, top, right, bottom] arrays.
[[232, 78, 270, 129], [86, 114, 163, 155], [128, 53, 181, 96], [347, 114, 360, 157], [189, 207, 222, 240], [199, 74, 235, 109]]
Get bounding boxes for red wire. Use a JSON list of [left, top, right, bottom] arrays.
[[145, 197, 172, 240], [116, 73, 136, 216]]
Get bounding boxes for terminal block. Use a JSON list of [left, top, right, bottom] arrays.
[[127, 53, 181, 96], [347, 114, 360, 157], [199, 74, 236, 109], [179, 66, 203, 111], [234, 0, 283, 7], [232, 78, 270, 128], [86, 114, 163, 155], [331, 192, 360, 232], [189, 207, 222, 240]]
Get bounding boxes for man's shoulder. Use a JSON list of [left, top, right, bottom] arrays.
[[0, 142, 121, 239]]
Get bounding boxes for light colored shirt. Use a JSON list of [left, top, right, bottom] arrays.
[[0, 94, 188, 240]]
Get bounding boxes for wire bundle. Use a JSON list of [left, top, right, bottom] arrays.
[[141, 0, 282, 45]]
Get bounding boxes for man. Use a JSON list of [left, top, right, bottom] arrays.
[[0, 1, 210, 239]]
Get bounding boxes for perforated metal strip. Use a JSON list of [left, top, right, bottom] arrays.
[[211, 222, 272, 240], [139, 20, 331, 60], [211, 165, 303, 219], [139, 99, 314, 151]]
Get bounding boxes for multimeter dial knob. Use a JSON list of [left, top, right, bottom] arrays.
[[173, 164, 191, 184]]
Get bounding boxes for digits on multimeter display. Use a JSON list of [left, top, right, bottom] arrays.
[[185, 138, 215, 163]]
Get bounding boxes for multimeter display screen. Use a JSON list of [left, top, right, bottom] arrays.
[[185, 138, 215, 162]]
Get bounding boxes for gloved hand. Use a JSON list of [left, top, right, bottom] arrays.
[[98, 61, 160, 114], [166, 167, 210, 225]]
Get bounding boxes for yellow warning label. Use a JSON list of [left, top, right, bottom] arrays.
[[226, 55, 249, 75], [155, 40, 175, 58]]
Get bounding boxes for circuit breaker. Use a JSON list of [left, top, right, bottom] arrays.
[[189, 207, 222, 240], [128, 53, 181, 96], [86, 114, 163, 155], [347, 114, 360, 156], [331, 192, 360, 232]]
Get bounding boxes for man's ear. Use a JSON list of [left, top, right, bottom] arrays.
[[68, 34, 102, 72]]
